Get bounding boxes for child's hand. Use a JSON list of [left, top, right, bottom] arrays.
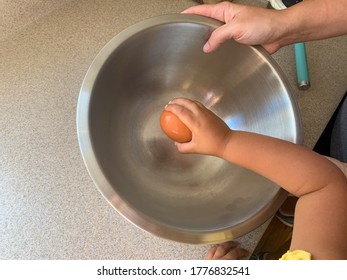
[[164, 98, 232, 157], [205, 241, 249, 260]]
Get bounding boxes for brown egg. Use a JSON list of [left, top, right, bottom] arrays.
[[160, 110, 192, 143]]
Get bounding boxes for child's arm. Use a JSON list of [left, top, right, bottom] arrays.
[[165, 98, 347, 259]]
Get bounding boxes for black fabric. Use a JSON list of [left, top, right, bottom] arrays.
[[314, 92, 347, 162]]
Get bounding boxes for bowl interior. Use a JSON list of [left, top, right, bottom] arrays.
[[79, 15, 301, 243]]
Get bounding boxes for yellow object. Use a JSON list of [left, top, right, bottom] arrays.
[[280, 250, 311, 260]]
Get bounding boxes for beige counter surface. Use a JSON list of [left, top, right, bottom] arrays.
[[1, 0, 346, 259]]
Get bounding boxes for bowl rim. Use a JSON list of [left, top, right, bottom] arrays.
[[76, 13, 302, 244]]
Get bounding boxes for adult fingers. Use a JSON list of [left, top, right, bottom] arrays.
[[182, 2, 232, 23]]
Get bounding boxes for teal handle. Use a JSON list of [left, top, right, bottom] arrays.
[[294, 42, 310, 90]]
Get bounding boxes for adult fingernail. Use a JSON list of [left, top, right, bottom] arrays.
[[203, 42, 210, 53]]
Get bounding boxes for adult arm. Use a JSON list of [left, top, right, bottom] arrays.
[[183, 0, 347, 53]]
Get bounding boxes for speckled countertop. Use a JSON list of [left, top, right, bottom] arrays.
[[1, 0, 346, 259]]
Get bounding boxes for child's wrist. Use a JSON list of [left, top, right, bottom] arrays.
[[216, 130, 234, 159]]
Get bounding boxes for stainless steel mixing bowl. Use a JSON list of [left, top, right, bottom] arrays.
[[77, 14, 302, 244]]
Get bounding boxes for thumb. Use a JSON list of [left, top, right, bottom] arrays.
[[175, 142, 194, 154], [262, 42, 281, 54], [203, 24, 234, 53]]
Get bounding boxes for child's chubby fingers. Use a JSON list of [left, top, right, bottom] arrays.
[[205, 241, 249, 260], [175, 140, 195, 154], [164, 98, 200, 128], [164, 98, 204, 154], [205, 245, 218, 260], [167, 98, 204, 115]]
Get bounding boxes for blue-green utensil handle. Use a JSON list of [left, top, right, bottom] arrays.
[[294, 42, 310, 90]]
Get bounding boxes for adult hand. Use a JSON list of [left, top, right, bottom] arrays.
[[183, 2, 284, 54], [164, 98, 231, 157]]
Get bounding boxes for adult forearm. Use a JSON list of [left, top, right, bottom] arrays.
[[278, 0, 347, 46]]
